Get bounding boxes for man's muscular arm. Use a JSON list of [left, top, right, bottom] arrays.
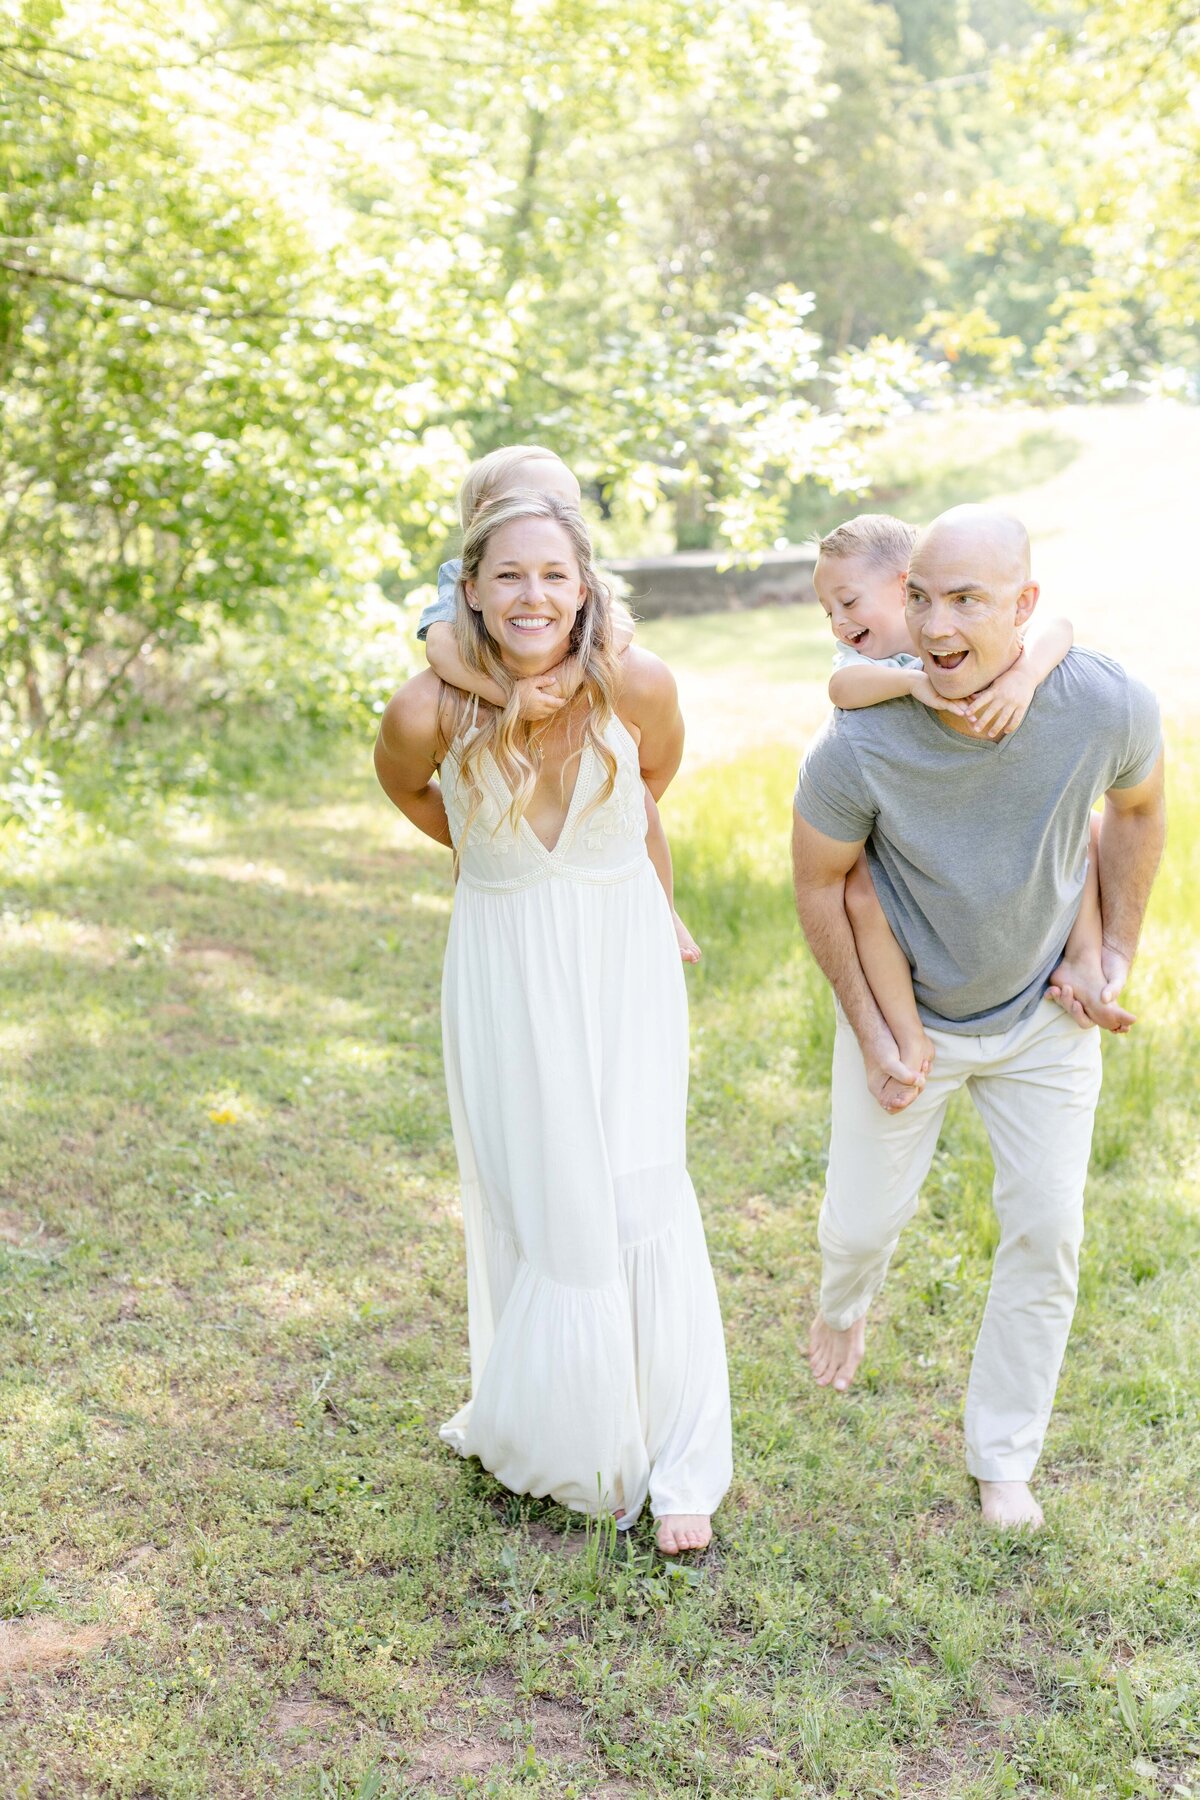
[[1097, 750, 1166, 1002], [791, 810, 925, 1110]]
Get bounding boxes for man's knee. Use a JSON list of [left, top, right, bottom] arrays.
[[995, 1189, 1084, 1280], [819, 1193, 910, 1265]]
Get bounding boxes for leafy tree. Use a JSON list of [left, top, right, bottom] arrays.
[[1, 0, 937, 745]]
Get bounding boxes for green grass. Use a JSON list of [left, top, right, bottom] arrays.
[[1, 691, 1198, 1795]]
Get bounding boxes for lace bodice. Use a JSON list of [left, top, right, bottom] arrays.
[[441, 714, 648, 891]]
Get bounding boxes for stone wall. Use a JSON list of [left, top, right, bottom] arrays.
[[606, 547, 817, 619]]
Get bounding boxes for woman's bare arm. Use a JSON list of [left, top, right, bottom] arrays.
[[373, 670, 454, 848], [616, 645, 684, 799]]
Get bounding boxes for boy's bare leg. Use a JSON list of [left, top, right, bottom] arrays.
[[844, 854, 933, 1100], [643, 790, 700, 963], [1048, 813, 1135, 1032]]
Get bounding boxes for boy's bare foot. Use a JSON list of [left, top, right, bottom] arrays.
[[1048, 953, 1136, 1033], [673, 912, 701, 964], [977, 1480, 1044, 1529], [863, 1030, 926, 1113], [897, 1024, 936, 1080], [808, 1313, 866, 1392], [656, 1514, 711, 1554]]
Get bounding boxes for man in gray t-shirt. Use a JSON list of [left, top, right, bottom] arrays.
[[791, 505, 1165, 1528]]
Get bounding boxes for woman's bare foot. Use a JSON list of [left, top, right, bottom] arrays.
[[673, 912, 701, 964], [656, 1514, 711, 1554], [1048, 953, 1135, 1033], [808, 1312, 866, 1392], [977, 1479, 1044, 1529]]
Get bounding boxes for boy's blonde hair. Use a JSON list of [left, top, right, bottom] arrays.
[[458, 445, 572, 529], [817, 514, 916, 574]]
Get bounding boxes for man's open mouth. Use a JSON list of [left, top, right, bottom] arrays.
[[930, 649, 968, 671]]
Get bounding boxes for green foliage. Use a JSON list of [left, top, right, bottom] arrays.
[[0, 0, 941, 761]]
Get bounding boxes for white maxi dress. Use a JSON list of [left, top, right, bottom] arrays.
[[438, 713, 732, 1524]]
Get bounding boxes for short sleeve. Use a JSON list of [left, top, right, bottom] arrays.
[[793, 717, 877, 844], [1110, 673, 1162, 790], [416, 560, 461, 641], [831, 642, 921, 674]]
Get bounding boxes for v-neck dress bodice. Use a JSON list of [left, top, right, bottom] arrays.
[[440, 715, 649, 891], [435, 711, 732, 1525]]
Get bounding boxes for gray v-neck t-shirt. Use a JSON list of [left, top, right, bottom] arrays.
[[794, 648, 1161, 1035]]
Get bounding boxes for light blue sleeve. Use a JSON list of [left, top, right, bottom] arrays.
[[416, 559, 461, 641], [831, 642, 922, 673]]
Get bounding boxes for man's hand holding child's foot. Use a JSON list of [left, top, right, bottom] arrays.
[[673, 912, 701, 964], [864, 1026, 927, 1113], [897, 1026, 935, 1082], [808, 1312, 866, 1392], [977, 1480, 1044, 1530], [1048, 951, 1136, 1033], [656, 1514, 712, 1555]]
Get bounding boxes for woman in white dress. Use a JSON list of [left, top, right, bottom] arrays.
[[374, 493, 731, 1553]]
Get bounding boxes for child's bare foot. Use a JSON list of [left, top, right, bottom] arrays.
[[1048, 953, 1136, 1033], [656, 1514, 711, 1554], [977, 1480, 1044, 1529], [808, 1312, 866, 1392], [863, 1028, 926, 1114], [673, 912, 701, 964], [897, 1024, 936, 1080]]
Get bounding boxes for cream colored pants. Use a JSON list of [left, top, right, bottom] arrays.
[[820, 998, 1103, 1481]]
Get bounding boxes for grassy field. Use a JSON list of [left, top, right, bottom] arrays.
[[2, 601, 1199, 1797]]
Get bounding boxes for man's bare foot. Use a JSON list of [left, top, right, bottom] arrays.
[[673, 912, 701, 964], [977, 1479, 1044, 1529], [656, 1514, 711, 1554], [1048, 953, 1135, 1032], [808, 1312, 866, 1392], [864, 1030, 926, 1114]]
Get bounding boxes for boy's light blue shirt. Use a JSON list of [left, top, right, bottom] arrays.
[[831, 641, 922, 675], [416, 559, 461, 641]]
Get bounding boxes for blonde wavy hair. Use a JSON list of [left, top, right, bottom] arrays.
[[438, 494, 622, 855]]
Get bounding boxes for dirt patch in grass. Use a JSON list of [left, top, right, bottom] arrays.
[[0, 1618, 111, 1677], [265, 1686, 369, 1774], [401, 1667, 607, 1791], [0, 1206, 64, 1255]]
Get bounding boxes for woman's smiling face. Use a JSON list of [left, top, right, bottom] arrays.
[[465, 516, 584, 671]]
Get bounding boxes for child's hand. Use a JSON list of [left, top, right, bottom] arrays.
[[515, 674, 566, 722], [963, 662, 1037, 738], [910, 672, 969, 717]]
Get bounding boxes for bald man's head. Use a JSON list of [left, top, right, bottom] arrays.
[[904, 505, 1040, 709], [913, 506, 1031, 586]]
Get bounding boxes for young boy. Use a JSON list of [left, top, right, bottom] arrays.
[[418, 444, 700, 961], [813, 513, 1130, 1109]]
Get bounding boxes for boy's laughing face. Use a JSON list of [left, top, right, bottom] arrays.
[[814, 553, 913, 661]]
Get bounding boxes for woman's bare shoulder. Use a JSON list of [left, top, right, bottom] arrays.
[[615, 643, 678, 716], [377, 668, 446, 755]]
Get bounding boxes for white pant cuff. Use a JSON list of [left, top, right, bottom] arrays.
[[967, 1458, 1039, 1484]]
